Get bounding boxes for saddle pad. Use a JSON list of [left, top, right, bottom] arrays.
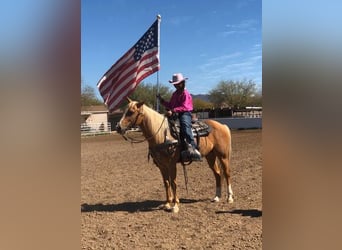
[[169, 119, 211, 139]]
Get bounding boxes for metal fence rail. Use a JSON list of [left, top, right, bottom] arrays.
[[81, 122, 111, 136]]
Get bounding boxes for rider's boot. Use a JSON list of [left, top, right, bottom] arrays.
[[187, 144, 202, 161]]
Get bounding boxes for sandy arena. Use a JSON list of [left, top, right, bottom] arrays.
[[81, 129, 262, 249]]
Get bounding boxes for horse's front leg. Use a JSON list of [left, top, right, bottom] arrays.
[[158, 165, 173, 211], [168, 162, 179, 213]]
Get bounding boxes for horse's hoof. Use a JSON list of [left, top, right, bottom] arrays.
[[171, 205, 179, 213], [164, 203, 172, 211], [228, 197, 234, 203], [212, 196, 220, 202], [158, 203, 172, 211]]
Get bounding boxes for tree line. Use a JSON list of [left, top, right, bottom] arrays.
[[81, 79, 262, 111]]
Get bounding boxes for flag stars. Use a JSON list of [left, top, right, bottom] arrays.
[[133, 28, 157, 61]]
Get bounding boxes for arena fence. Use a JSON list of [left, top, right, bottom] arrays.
[[81, 122, 111, 136], [214, 117, 262, 129]]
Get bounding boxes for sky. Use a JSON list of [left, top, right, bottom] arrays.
[[81, 0, 262, 97]]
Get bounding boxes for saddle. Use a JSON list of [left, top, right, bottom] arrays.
[[167, 115, 211, 147]]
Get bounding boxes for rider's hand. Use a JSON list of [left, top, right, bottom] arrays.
[[165, 110, 172, 117]]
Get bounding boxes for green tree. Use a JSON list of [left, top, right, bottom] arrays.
[[193, 98, 214, 110], [208, 79, 261, 108], [246, 90, 262, 107], [81, 85, 103, 106], [128, 82, 172, 112]]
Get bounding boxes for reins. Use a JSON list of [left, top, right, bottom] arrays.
[[122, 115, 167, 144]]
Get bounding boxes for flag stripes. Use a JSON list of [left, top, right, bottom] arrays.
[[97, 19, 160, 112]]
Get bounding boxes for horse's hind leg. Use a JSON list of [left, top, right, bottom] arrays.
[[218, 156, 234, 203], [206, 151, 222, 202]]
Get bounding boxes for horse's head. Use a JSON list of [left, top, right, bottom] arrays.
[[116, 100, 145, 134]]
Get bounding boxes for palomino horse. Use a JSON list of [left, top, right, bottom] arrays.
[[116, 100, 233, 213]]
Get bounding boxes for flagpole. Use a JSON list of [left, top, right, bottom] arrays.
[[156, 14, 161, 112]]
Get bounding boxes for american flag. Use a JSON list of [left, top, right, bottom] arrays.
[[97, 19, 160, 112]]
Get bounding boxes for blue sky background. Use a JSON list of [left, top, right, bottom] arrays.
[[81, 0, 262, 97]]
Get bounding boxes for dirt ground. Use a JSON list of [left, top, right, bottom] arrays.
[[81, 129, 262, 250]]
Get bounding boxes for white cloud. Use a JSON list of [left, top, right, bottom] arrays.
[[226, 19, 256, 29], [197, 48, 261, 86], [199, 52, 242, 71], [220, 19, 259, 37]]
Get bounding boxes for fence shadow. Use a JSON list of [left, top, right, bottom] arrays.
[[216, 209, 262, 218]]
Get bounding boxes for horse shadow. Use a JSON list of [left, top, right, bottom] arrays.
[[215, 209, 262, 218], [81, 198, 204, 213]]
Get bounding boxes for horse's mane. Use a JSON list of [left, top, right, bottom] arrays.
[[140, 103, 172, 144]]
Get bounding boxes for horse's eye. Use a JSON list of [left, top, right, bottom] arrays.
[[125, 110, 134, 117]]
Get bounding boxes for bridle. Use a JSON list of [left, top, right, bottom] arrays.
[[130, 110, 144, 128], [121, 112, 167, 144]]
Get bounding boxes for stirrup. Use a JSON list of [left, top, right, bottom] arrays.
[[190, 148, 202, 162], [191, 153, 202, 162]]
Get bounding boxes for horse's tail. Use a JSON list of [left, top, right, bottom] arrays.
[[225, 124, 232, 162]]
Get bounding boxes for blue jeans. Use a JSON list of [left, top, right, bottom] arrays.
[[178, 112, 196, 149]]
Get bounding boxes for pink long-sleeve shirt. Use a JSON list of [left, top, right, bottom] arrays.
[[161, 88, 193, 113]]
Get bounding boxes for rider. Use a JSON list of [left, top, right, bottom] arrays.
[[157, 73, 201, 161]]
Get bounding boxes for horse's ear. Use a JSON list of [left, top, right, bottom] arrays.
[[126, 97, 132, 103], [137, 101, 144, 108]]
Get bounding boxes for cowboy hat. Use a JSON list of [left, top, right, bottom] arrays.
[[168, 73, 188, 85]]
